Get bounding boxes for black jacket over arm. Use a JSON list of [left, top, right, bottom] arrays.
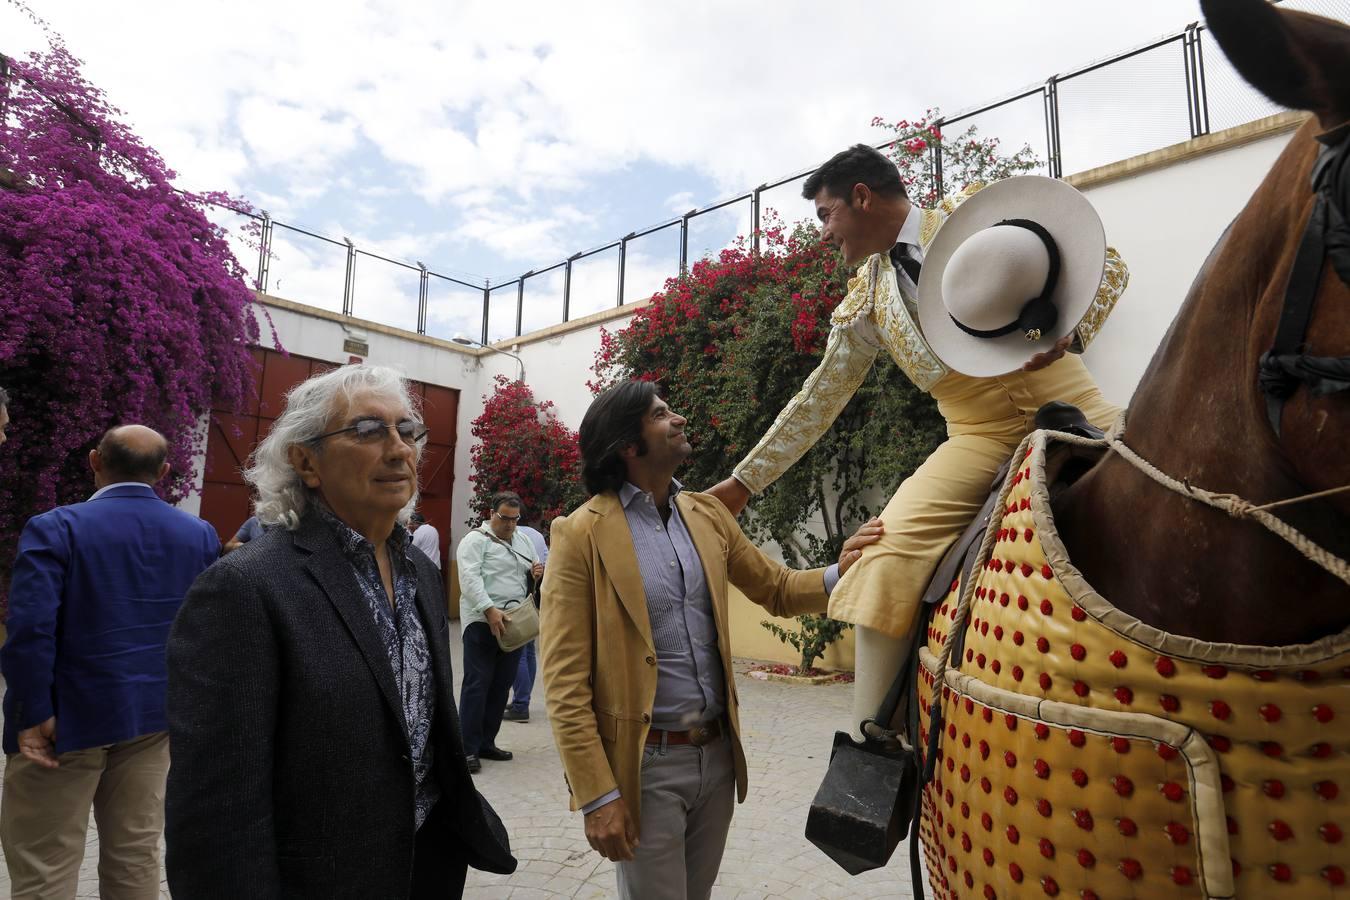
[[165, 511, 515, 899]]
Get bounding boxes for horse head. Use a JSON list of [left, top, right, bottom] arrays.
[[1202, 0, 1350, 513]]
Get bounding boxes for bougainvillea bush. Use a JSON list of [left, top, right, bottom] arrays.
[[465, 376, 586, 536], [593, 114, 1039, 668], [0, 36, 262, 605]]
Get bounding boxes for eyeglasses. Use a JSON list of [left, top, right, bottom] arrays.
[[493, 511, 522, 522], [311, 418, 428, 446]]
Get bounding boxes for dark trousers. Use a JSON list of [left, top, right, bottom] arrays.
[[509, 640, 537, 712], [459, 622, 522, 756]]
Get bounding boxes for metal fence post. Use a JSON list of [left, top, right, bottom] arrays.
[[342, 237, 356, 316], [751, 187, 764, 254], [1042, 77, 1063, 178], [1184, 24, 1211, 138], [515, 276, 526, 338], [481, 281, 491, 345], [930, 120, 945, 198], [0, 54, 9, 124], [563, 256, 574, 322], [256, 211, 273, 294], [416, 262, 428, 335], [679, 210, 695, 274], [617, 236, 630, 306]]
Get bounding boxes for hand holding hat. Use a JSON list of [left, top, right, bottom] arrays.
[[917, 176, 1110, 378]]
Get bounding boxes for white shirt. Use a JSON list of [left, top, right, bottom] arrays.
[[89, 481, 154, 501], [411, 523, 441, 569]]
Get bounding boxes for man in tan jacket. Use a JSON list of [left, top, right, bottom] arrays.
[[541, 380, 880, 900]]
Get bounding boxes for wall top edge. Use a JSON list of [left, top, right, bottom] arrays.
[[1065, 111, 1307, 191], [256, 293, 479, 357]]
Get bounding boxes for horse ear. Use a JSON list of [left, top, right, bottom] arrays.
[[1201, 0, 1350, 130]]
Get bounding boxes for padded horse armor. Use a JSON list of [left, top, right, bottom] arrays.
[[917, 429, 1349, 899]]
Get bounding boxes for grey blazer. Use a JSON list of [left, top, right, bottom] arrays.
[[165, 510, 515, 899]]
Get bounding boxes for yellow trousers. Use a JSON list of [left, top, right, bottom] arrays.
[[827, 355, 1118, 637]]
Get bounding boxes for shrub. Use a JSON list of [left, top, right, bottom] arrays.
[[0, 34, 263, 607], [465, 375, 586, 536]]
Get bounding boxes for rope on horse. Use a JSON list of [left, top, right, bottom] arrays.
[[1059, 413, 1350, 588]]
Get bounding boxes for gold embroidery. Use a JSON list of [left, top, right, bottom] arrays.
[[1074, 246, 1129, 351], [732, 305, 880, 495], [869, 256, 947, 392]]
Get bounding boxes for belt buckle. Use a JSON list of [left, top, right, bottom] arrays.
[[689, 723, 715, 747]]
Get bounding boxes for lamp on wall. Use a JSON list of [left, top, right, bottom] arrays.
[[452, 334, 526, 383]]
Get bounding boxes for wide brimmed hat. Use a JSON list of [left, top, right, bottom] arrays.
[[916, 176, 1107, 378]]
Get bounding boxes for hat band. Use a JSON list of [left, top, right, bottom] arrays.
[[948, 218, 1062, 342]]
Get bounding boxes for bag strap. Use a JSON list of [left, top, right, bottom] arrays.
[[481, 530, 537, 568]]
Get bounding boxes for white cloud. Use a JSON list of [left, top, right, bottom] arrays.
[[235, 98, 359, 174], [6, 0, 1216, 206], [8, 0, 1260, 341], [450, 205, 597, 263]]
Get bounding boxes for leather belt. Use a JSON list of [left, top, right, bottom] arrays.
[[646, 718, 724, 747]]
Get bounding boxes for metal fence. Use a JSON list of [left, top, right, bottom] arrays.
[[6, 0, 1346, 346]]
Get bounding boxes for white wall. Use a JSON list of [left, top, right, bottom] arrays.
[[1073, 129, 1294, 404]]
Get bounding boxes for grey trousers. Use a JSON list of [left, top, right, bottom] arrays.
[[616, 733, 735, 900]]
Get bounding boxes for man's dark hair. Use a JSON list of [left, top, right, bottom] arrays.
[[97, 427, 167, 483], [490, 491, 523, 512], [0, 386, 9, 407], [802, 143, 907, 203], [579, 380, 657, 496]]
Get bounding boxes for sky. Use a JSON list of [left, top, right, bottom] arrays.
[[3, 0, 1241, 342]]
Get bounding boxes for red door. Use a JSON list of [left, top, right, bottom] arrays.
[[200, 348, 458, 565]]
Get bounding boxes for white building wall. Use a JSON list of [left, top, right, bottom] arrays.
[[1073, 128, 1294, 405]]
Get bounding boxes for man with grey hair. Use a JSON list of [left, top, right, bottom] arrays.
[[2, 424, 218, 899], [165, 364, 514, 899]]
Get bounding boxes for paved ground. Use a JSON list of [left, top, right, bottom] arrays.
[[0, 641, 917, 899]]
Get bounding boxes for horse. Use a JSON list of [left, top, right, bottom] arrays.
[[909, 3, 1350, 897]]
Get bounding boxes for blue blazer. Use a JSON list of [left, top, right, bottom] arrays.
[[2, 483, 220, 754]]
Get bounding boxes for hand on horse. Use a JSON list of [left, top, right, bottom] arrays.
[[1022, 334, 1074, 372], [584, 796, 640, 861], [707, 476, 751, 516], [839, 517, 885, 575]]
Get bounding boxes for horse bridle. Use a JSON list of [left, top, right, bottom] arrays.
[[1258, 124, 1350, 436]]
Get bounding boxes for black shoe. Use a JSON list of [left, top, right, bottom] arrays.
[[502, 707, 530, 723], [479, 745, 513, 762], [465, 754, 481, 773]]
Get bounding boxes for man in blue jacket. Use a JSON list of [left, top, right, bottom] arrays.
[[0, 424, 219, 899]]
